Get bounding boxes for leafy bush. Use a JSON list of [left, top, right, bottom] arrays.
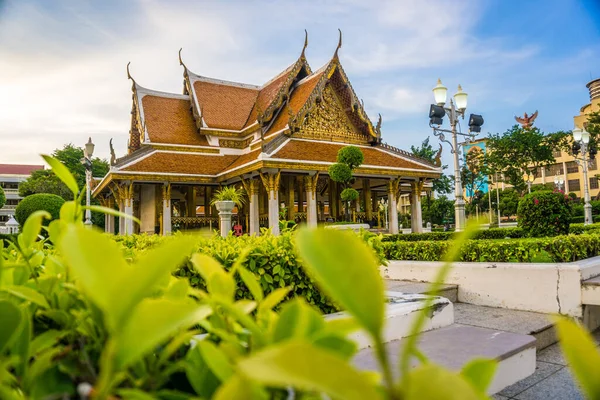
[[14, 193, 64, 226], [518, 191, 572, 237], [384, 233, 600, 263], [336, 145, 364, 169], [383, 227, 525, 242], [328, 163, 352, 182], [210, 186, 246, 207], [341, 187, 359, 202]]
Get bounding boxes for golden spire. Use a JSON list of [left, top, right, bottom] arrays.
[[333, 28, 342, 59], [301, 29, 308, 58]]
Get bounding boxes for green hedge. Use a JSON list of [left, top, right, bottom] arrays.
[[113, 230, 386, 314], [570, 215, 600, 224], [383, 227, 526, 242], [384, 233, 600, 263], [15, 193, 65, 226]]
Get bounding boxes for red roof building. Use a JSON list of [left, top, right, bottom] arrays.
[[93, 32, 441, 236]]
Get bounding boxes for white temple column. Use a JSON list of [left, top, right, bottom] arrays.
[[305, 174, 318, 228], [410, 180, 424, 233], [162, 183, 172, 236], [123, 183, 134, 235], [118, 200, 125, 235], [243, 179, 260, 235], [260, 171, 281, 236], [104, 197, 115, 234], [387, 179, 400, 234], [140, 184, 156, 234]]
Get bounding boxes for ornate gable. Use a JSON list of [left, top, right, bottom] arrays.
[[297, 84, 369, 144]]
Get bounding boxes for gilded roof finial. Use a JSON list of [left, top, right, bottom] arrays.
[[301, 29, 308, 58], [178, 47, 186, 68], [376, 113, 382, 135], [126, 62, 135, 84], [334, 28, 342, 59]]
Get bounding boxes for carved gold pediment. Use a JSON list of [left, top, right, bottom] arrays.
[[296, 84, 370, 144]]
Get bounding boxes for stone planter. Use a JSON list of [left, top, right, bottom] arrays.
[[215, 200, 235, 237]]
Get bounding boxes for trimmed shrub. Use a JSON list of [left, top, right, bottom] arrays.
[[328, 163, 352, 183], [14, 193, 65, 226], [382, 227, 525, 242], [337, 145, 364, 169], [340, 188, 359, 202], [114, 230, 386, 314], [517, 191, 571, 237], [383, 233, 600, 263]]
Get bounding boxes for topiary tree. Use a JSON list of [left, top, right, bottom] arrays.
[[0, 186, 5, 209], [328, 146, 364, 221], [15, 193, 65, 227], [517, 190, 572, 237]]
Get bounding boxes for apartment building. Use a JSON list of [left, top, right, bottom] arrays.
[[0, 164, 44, 225]]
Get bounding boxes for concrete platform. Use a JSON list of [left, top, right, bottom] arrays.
[[354, 324, 537, 395], [454, 303, 556, 351], [582, 275, 600, 306], [385, 279, 458, 303]]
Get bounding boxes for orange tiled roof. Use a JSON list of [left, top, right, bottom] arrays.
[[142, 95, 209, 146], [193, 80, 259, 130], [122, 152, 239, 175], [224, 148, 262, 172], [271, 140, 436, 170], [265, 71, 324, 135]]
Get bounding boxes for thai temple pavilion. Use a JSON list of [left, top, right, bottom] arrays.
[[93, 32, 442, 236]]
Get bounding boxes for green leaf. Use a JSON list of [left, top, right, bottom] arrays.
[[12, 307, 31, 378], [213, 374, 268, 400], [403, 364, 480, 400], [57, 225, 129, 331], [186, 345, 221, 399], [0, 300, 22, 353], [1, 285, 49, 308], [191, 254, 235, 302], [272, 299, 325, 343], [295, 228, 384, 338], [18, 211, 50, 252], [85, 205, 141, 225], [258, 287, 290, 313], [114, 299, 211, 369], [238, 340, 383, 400], [197, 340, 234, 382], [23, 347, 65, 391], [29, 330, 64, 356], [555, 316, 600, 399], [116, 389, 158, 400], [461, 358, 497, 395], [42, 155, 79, 197], [237, 265, 263, 301]]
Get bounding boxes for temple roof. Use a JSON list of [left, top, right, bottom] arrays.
[[0, 164, 44, 175]]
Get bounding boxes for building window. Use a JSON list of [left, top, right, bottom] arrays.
[[553, 149, 562, 158], [566, 161, 579, 174], [5, 199, 19, 206], [590, 158, 598, 171], [545, 163, 564, 176], [569, 179, 581, 192], [0, 182, 18, 189], [591, 177, 599, 190]]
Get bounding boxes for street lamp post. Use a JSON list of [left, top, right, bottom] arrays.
[[82, 137, 95, 227], [429, 79, 484, 231], [554, 175, 564, 191], [572, 128, 593, 225], [523, 172, 535, 194]]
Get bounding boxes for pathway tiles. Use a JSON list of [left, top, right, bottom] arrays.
[[493, 343, 586, 400]]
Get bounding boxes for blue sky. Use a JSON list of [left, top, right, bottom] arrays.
[[0, 0, 599, 169]]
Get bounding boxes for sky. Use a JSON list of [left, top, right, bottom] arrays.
[[0, 0, 599, 171]]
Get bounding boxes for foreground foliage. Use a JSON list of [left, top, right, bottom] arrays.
[[2, 155, 599, 399]]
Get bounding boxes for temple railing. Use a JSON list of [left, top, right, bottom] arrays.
[[294, 212, 307, 221], [259, 214, 269, 227], [172, 216, 219, 231]]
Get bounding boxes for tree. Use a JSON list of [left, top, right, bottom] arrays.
[[19, 144, 109, 226], [461, 147, 488, 213], [328, 146, 364, 221], [411, 137, 454, 225], [422, 195, 454, 225], [0, 186, 5, 209], [485, 125, 559, 194]]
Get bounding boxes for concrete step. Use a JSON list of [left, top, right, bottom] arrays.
[[582, 275, 600, 305], [353, 324, 537, 395], [453, 303, 556, 351], [325, 292, 454, 349], [385, 279, 458, 303]]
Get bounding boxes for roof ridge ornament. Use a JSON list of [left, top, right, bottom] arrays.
[[301, 29, 308, 58], [178, 47, 187, 69], [126, 62, 136, 85], [333, 28, 342, 59]]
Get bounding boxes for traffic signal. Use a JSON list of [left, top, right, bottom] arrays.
[[468, 114, 484, 133], [572, 142, 581, 156], [429, 104, 445, 125]]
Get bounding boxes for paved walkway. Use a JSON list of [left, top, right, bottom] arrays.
[[492, 330, 600, 400]]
